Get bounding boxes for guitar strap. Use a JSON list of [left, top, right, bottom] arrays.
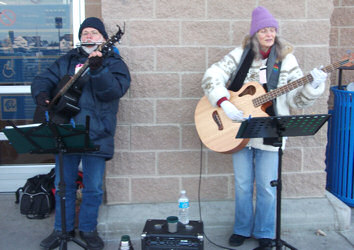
[[228, 44, 283, 146], [264, 46, 282, 146], [228, 45, 254, 92], [266, 46, 282, 93]]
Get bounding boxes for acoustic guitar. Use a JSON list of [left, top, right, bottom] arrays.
[[194, 53, 353, 153], [33, 24, 125, 124]]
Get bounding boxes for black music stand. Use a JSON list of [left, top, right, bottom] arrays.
[[236, 114, 331, 250], [3, 116, 99, 250]]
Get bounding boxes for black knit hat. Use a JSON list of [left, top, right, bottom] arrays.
[[78, 17, 108, 40]]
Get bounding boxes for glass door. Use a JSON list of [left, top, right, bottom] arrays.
[[0, 0, 85, 191]]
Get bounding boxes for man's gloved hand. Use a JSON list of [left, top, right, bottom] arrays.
[[220, 100, 244, 122], [36, 92, 50, 106], [88, 56, 103, 71], [310, 68, 327, 89]]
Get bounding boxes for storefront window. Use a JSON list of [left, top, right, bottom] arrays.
[[0, 0, 79, 165]]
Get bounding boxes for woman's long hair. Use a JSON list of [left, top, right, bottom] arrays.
[[243, 34, 292, 61]]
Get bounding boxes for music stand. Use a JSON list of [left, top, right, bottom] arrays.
[[3, 116, 99, 250], [236, 114, 331, 250]]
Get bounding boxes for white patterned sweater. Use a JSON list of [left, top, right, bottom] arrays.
[[201, 46, 326, 152]]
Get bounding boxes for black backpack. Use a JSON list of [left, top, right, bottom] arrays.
[[15, 168, 55, 219]]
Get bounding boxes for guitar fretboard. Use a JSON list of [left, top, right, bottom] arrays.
[[49, 25, 125, 108], [60, 60, 90, 94], [252, 59, 348, 107]]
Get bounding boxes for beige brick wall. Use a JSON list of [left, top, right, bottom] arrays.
[[329, 1, 354, 107], [85, 1, 353, 204]]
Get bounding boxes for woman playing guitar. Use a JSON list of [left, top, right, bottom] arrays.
[[199, 6, 327, 249]]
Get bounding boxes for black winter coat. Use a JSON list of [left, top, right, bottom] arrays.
[[31, 47, 131, 159]]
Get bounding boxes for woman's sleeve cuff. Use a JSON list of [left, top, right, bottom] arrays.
[[216, 97, 228, 107]]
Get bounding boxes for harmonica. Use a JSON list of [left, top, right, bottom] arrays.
[[77, 42, 103, 47]]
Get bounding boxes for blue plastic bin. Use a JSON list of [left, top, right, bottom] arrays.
[[326, 86, 354, 206]]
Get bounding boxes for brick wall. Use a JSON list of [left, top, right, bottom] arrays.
[[85, 0, 102, 19], [84, 1, 353, 204], [329, 0, 354, 107]]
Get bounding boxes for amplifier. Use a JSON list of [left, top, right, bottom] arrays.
[[141, 219, 204, 250]]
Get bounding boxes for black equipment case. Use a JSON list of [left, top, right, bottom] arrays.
[[141, 219, 204, 250]]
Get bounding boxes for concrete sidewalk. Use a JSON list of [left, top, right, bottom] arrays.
[[0, 191, 353, 250]]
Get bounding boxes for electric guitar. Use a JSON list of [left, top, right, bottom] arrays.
[[33, 24, 125, 124], [194, 53, 354, 153]]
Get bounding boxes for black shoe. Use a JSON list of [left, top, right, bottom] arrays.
[[229, 234, 250, 246], [79, 230, 104, 250], [40, 229, 75, 250], [258, 238, 275, 249]]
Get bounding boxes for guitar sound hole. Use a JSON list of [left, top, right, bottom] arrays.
[[212, 111, 223, 130], [239, 85, 256, 97]]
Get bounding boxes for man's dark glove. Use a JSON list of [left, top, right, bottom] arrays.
[[89, 56, 103, 71], [36, 92, 49, 106]]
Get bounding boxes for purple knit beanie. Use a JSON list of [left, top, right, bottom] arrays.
[[249, 6, 278, 36]]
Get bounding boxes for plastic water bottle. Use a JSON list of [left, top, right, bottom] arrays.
[[178, 190, 190, 224], [118, 235, 134, 250], [347, 82, 354, 91]]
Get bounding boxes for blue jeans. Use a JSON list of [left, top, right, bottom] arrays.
[[54, 154, 106, 232], [232, 147, 278, 239]]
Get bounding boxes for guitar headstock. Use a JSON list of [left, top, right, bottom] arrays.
[[340, 51, 354, 68], [99, 23, 125, 54]]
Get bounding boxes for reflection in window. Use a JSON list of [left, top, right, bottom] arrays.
[[0, 0, 74, 165], [0, 1, 73, 86]]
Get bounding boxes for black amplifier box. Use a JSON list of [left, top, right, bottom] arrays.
[[141, 219, 204, 250]]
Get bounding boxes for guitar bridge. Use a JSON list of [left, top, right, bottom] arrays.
[[212, 111, 223, 130]]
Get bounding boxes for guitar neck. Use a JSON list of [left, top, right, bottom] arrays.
[[252, 60, 346, 107], [50, 60, 90, 105], [47, 24, 125, 109], [50, 35, 117, 106]]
